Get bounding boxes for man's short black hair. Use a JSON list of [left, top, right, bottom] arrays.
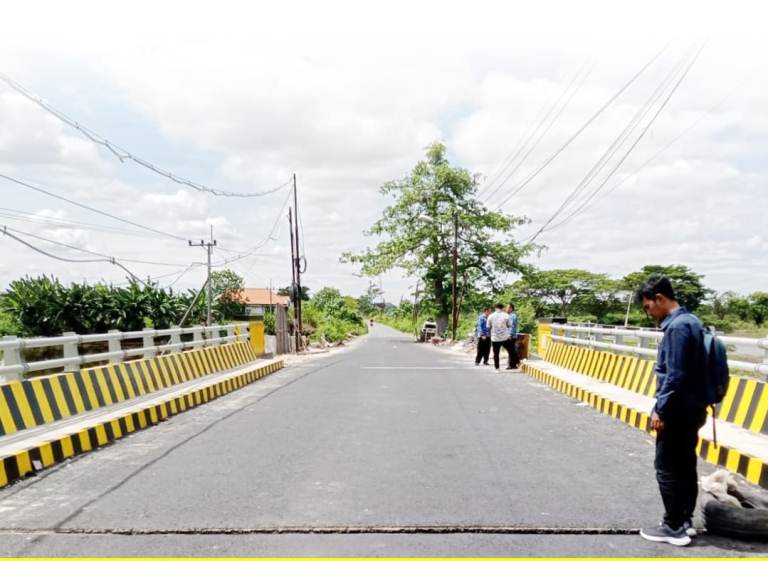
[[495, 303, 504, 310], [508, 303, 515, 311], [636, 274, 676, 303]]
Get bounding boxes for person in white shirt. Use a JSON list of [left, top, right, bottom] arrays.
[[486, 303, 515, 371]]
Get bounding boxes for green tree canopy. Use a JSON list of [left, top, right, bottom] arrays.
[[622, 264, 709, 311], [511, 269, 615, 319], [342, 142, 534, 332]]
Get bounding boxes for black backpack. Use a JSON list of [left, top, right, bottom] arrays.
[[701, 325, 730, 446], [702, 325, 730, 406]]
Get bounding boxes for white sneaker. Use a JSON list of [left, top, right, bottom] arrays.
[[683, 520, 697, 537]]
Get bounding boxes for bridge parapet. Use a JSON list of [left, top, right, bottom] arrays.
[[0, 322, 250, 382]]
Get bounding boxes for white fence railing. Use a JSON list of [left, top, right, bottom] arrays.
[[0, 323, 250, 382], [549, 323, 768, 377]]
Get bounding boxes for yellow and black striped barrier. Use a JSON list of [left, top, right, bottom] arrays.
[[543, 341, 768, 436], [0, 342, 283, 488], [0, 341, 258, 437]]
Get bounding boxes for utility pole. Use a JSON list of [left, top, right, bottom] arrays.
[[451, 212, 459, 340], [288, 207, 299, 352], [293, 173, 303, 344], [188, 225, 217, 325], [412, 279, 420, 337]]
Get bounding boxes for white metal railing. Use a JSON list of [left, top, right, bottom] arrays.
[[549, 323, 768, 377], [0, 323, 251, 382]]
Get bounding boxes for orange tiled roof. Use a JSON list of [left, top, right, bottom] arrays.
[[235, 288, 290, 306]]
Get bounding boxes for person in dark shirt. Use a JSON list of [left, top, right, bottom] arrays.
[[637, 275, 707, 547], [474, 307, 492, 365]]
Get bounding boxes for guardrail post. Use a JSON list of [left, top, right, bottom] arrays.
[[192, 327, 203, 348], [226, 325, 235, 342], [1, 335, 23, 382], [62, 332, 80, 372], [170, 327, 182, 349], [142, 328, 157, 358], [107, 330, 122, 364]]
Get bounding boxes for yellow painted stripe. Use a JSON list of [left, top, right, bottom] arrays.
[[0, 390, 18, 434], [750, 391, 768, 433], [61, 436, 75, 458], [95, 424, 109, 446], [132, 360, 154, 393], [40, 443, 55, 467], [77, 430, 92, 452], [117, 362, 141, 396], [719, 379, 741, 420], [734, 379, 758, 428], [30, 379, 56, 424], [747, 458, 763, 485], [726, 449, 741, 473], [110, 419, 123, 439], [16, 452, 32, 477]]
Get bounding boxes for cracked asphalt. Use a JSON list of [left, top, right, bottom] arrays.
[[0, 324, 766, 556]]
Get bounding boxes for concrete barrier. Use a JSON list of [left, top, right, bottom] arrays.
[[0, 342, 283, 488]]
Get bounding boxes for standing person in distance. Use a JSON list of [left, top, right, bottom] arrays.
[[474, 306, 492, 366], [637, 275, 707, 547], [506, 303, 520, 369], [487, 303, 513, 372]]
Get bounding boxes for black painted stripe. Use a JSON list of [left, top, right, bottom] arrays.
[[3, 456, 19, 484], [760, 465, 768, 489], [140, 360, 161, 392], [163, 355, 181, 384], [85, 370, 106, 407], [57, 376, 79, 417], [20, 381, 45, 426], [103, 421, 115, 442], [71, 433, 83, 455], [87, 427, 99, 447], [28, 447, 42, 469], [73, 371, 94, 411], [99, 367, 119, 404], [51, 439, 64, 462], [113, 364, 135, 399], [726, 379, 748, 423], [39, 378, 62, 421]]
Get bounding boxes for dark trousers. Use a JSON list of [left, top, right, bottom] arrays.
[[654, 409, 707, 529], [475, 337, 491, 364], [492, 339, 515, 369]]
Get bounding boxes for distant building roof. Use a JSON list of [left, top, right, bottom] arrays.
[[235, 288, 290, 306]]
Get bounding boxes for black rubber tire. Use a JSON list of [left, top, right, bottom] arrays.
[[702, 492, 768, 540]]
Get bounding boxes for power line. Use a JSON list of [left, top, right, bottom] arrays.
[[0, 173, 187, 242], [1, 226, 149, 286], [554, 84, 740, 224], [479, 62, 591, 203], [529, 44, 705, 242], [0, 72, 293, 199], [524, 50, 690, 240], [0, 207, 162, 239], [492, 45, 668, 212], [1, 225, 188, 267]]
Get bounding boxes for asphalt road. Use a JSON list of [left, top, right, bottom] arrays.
[[0, 324, 766, 557]]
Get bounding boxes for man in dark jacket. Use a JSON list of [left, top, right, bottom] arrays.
[[637, 275, 707, 547], [474, 307, 491, 365]]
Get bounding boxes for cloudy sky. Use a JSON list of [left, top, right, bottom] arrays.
[[0, 0, 766, 303]]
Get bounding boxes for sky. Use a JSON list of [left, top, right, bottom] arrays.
[[0, 0, 766, 304]]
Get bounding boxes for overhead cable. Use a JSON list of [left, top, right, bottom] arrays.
[[0, 207, 161, 239], [492, 45, 668, 212], [0, 72, 292, 199], [0, 173, 187, 242], [525, 50, 690, 239], [2, 225, 188, 267], [480, 62, 591, 203], [529, 43, 705, 242], [1, 226, 149, 286]]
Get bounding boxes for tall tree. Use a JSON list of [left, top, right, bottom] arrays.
[[749, 292, 768, 326], [622, 265, 709, 311], [512, 269, 612, 318], [342, 142, 533, 333]]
